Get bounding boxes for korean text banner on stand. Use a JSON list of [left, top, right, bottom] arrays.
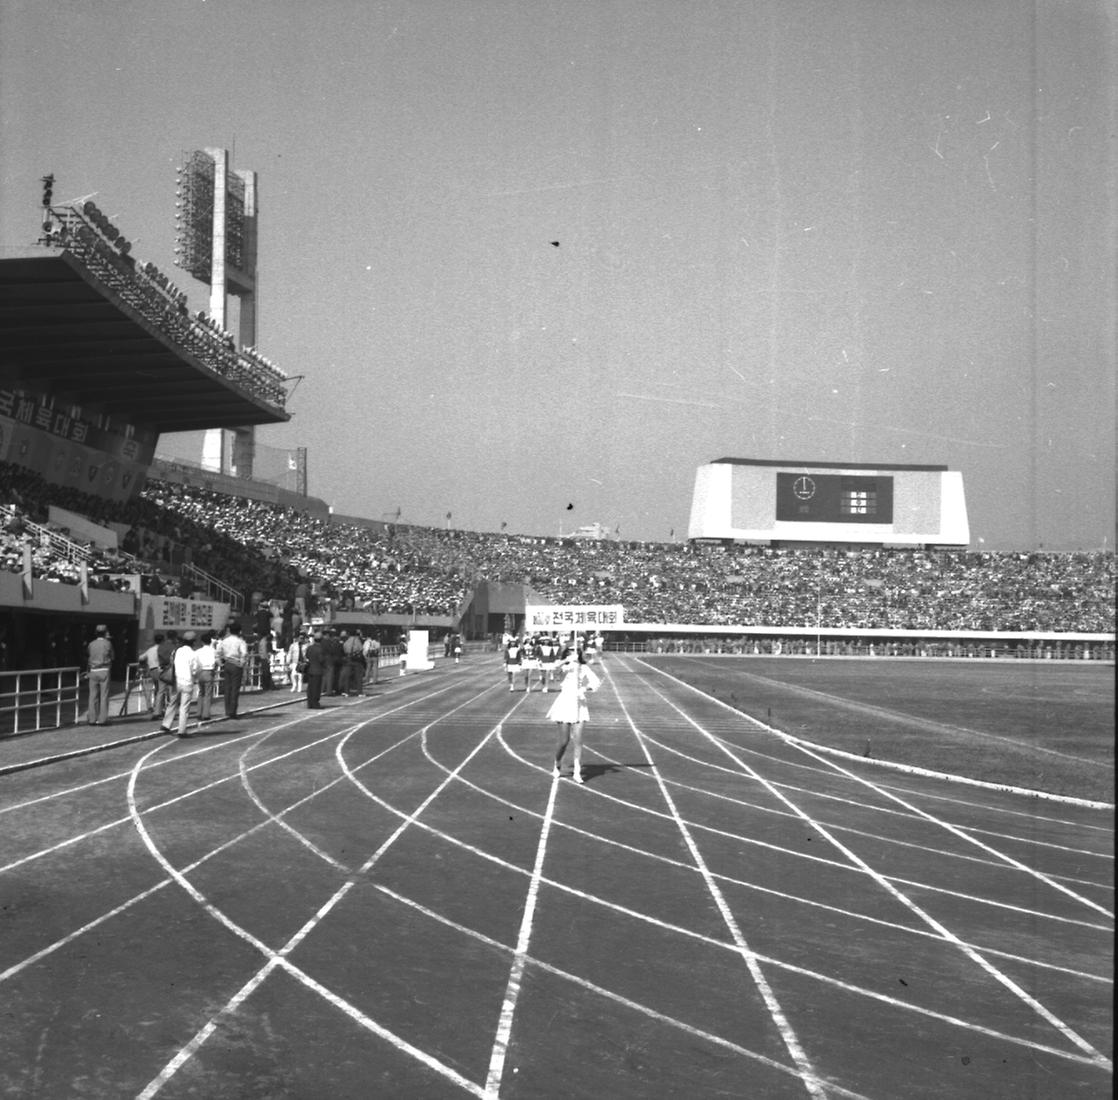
[[524, 605, 625, 632]]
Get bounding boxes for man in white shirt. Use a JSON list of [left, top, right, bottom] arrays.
[[161, 631, 198, 738], [194, 631, 218, 721], [140, 633, 164, 715], [216, 622, 248, 719]]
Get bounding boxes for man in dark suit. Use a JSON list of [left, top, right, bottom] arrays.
[[304, 631, 326, 709], [321, 628, 345, 695]]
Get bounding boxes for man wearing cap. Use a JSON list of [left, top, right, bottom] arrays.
[[161, 631, 199, 738], [86, 624, 114, 726]]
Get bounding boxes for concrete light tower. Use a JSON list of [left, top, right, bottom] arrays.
[[174, 147, 259, 478]]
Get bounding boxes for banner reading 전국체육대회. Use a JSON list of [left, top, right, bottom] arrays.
[[524, 605, 624, 632]]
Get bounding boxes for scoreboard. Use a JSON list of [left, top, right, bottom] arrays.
[[688, 458, 969, 548]]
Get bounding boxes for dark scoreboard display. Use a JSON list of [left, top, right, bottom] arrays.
[[775, 473, 894, 524]]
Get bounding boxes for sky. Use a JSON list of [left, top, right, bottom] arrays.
[[1, 0, 1113, 551]]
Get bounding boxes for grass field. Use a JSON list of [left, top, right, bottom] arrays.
[[639, 656, 1115, 803]]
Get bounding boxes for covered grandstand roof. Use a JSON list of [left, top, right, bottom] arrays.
[[0, 248, 289, 433]]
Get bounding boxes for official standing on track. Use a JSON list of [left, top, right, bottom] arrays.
[[85, 624, 113, 727], [304, 631, 326, 708], [216, 622, 247, 719], [547, 646, 600, 783]]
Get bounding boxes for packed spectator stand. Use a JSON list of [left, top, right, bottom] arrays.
[[1, 461, 1114, 647], [41, 201, 286, 409]]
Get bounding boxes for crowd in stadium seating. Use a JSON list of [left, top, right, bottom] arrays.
[[50, 212, 286, 407], [1, 462, 1114, 636]]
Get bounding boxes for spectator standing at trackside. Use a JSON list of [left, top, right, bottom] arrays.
[[322, 629, 344, 695], [141, 632, 165, 715], [256, 632, 274, 691], [85, 624, 114, 727], [547, 646, 601, 784], [216, 622, 247, 719], [161, 630, 199, 738], [342, 630, 366, 695], [156, 629, 178, 704], [304, 630, 326, 708], [287, 631, 308, 693], [194, 630, 217, 721], [363, 634, 381, 685]]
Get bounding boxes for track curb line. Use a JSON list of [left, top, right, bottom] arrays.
[[779, 734, 1116, 811], [631, 655, 1116, 811], [0, 694, 329, 778]]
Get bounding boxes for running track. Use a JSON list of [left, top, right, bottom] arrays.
[[0, 654, 1112, 1098]]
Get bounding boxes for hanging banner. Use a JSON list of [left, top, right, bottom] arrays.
[[140, 595, 230, 633], [524, 604, 625, 631]]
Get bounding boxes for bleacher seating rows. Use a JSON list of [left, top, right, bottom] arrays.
[[1, 461, 1114, 633]]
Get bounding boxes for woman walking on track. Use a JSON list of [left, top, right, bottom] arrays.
[[547, 646, 601, 783]]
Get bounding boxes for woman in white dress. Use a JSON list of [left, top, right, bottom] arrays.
[[547, 648, 601, 783]]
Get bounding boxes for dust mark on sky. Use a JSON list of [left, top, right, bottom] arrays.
[[483, 176, 642, 198], [617, 390, 1009, 449]]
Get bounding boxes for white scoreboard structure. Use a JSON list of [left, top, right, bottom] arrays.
[[688, 457, 970, 549]]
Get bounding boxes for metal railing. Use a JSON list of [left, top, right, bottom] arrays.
[[0, 644, 414, 737], [181, 561, 244, 613], [0, 667, 82, 736], [1, 505, 91, 566]]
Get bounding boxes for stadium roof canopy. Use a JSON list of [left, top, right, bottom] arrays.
[[710, 457, 948, 472], [0, 249, 289, 433]]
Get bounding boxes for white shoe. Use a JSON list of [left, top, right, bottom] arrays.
[[552, 764, 561, 778], [573, 769, 584, 784]]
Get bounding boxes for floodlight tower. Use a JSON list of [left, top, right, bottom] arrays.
[[174, 147, 259, 478]]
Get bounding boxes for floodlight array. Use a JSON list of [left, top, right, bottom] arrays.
[[173, 151, 215, 281]]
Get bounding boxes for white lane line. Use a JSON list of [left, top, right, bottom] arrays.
[[2, 679, 476, 876], [0, 673, 469, 819], [623, 718, 1115, 861], [631, 659, 1116, 914], [481, 730, 1111, 983], [381, 880, 874, 1100], [132, 692, 507, 1098], [1, 687, 499, 991], [358, 741, 1111, 1069], [604, 729, 1114, 890], [683, 657, 1113, 770], [630, 655, 1115, 811], [788, 740, 1114, 918], [483, 765, 560, 1095], [630, 670, 1113, 1070], [487, 726, 1111, 937], [610, 680, 828, 1098]]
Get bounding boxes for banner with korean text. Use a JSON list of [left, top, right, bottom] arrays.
[[524, 604, 625, 632]]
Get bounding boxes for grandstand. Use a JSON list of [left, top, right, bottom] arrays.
[[0, 178, 290, 675], [0, 175, 1113, 734]]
